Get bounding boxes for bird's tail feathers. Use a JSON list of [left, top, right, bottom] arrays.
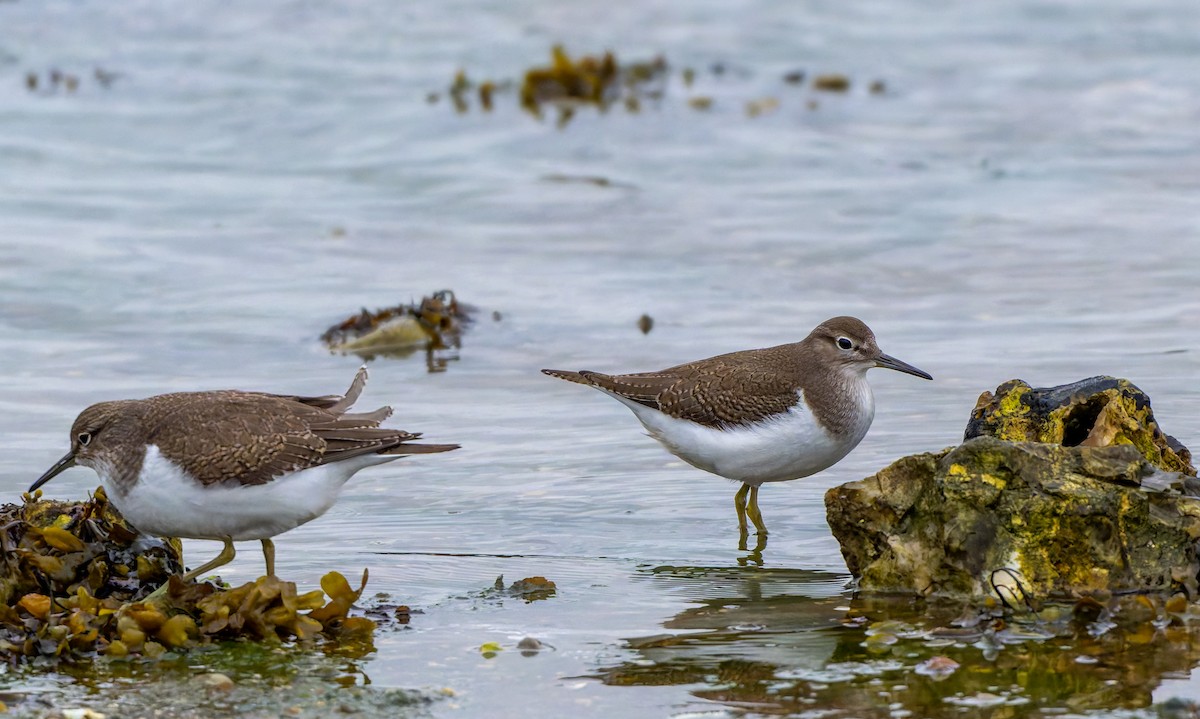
[[381, 441, 460, 455], [541, 368, 602, 385]]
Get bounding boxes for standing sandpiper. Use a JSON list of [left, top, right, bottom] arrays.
[[543, 316, 931, 535], [30, 367, 458, 585]]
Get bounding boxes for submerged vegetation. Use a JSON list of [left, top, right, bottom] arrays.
[[2, 489, 376, 664]]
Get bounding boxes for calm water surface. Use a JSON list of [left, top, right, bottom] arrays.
[[2, 0, 1199, 716]]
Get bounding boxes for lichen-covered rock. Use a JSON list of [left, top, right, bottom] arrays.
[[827, 437, 1200, 599], [965, 376, 1194, 475], [827, 377, 1200, 601]]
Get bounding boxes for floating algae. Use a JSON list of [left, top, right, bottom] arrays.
[[2, 490, 376, 662], [521, 45, 669, 124], [811, 73, 851, 92], [442, 47, 887, 126], [475, 575, 557, 605], [321, 289, 472, 369], [445, 45, 668, 126]]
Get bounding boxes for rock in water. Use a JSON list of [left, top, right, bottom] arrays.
[[965, 376, 1194, 475], [826, 376, 1200, 600]]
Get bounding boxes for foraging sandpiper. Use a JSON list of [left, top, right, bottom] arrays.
[[30, 367, 458, 585], [543, 316, 930, 535]]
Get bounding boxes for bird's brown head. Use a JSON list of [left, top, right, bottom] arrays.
[[807, 316, 932, 380], [29, 401, 133, 492]]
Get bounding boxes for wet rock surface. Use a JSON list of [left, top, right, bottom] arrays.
[[965, 376, 1194, 475], [826, 376, 1200, 600]]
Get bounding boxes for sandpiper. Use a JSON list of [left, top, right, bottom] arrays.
[[543, 316, 931, 535], [29, 367, 458, 585]]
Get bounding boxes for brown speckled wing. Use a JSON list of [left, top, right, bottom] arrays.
[[578, 347, 805, 428], [145, 391, 437, 487]]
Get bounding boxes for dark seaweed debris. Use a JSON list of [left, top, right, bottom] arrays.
[[446, 45, 668, 126], [2, 487, 184, 610], [320, 289, 473, 369], [23, 67, 121, 94], [2, 489, 376, 662], [519, 45, 668, 119], [479, 575, 557, 604], [441, 46, 889, 126]]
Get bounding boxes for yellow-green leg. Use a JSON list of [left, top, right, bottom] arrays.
[[180, 537, 237, 583], [734, 483, 751, 533], [261, 538, 275, 577], [145, 537, 236, 602], [745, 485, 768, 536]]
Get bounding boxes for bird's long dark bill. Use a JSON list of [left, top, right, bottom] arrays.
[[876, 353, 933, 380], [29, 451, 76, 492]]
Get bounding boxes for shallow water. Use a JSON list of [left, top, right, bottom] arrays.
[[2, 0, 1200, 716]]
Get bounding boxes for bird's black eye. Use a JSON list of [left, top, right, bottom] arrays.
[[837, 337, 853, 350], [77, 432, 92, 447]]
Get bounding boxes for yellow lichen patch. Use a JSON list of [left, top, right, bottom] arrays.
[[978, 473, 1007, 490], [994, 387, 1032, 439], [967, 377, 1194, 475]]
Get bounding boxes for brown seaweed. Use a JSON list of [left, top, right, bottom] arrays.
[[1, 490, 376, 662], [320, 289, 472, 370]]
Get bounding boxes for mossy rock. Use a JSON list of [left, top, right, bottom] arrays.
[[826, 437, 1200, 599], [965, 376, 1194, 475], [828, 376, 1200, 601]]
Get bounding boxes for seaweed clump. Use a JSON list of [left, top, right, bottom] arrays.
[[520, 46, 659, 116], [521, 45, 667, 122], [437, 48, 891, 127], [2, 489, 375, 662], [443, 45, 668, 127], [320, 289, 472, 370]]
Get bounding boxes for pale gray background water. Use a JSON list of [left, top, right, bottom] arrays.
[[2, 0, 1199, 716]]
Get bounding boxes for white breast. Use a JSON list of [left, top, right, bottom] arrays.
[[101, 445, 401, 541], [609, 384, 875, 485]]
